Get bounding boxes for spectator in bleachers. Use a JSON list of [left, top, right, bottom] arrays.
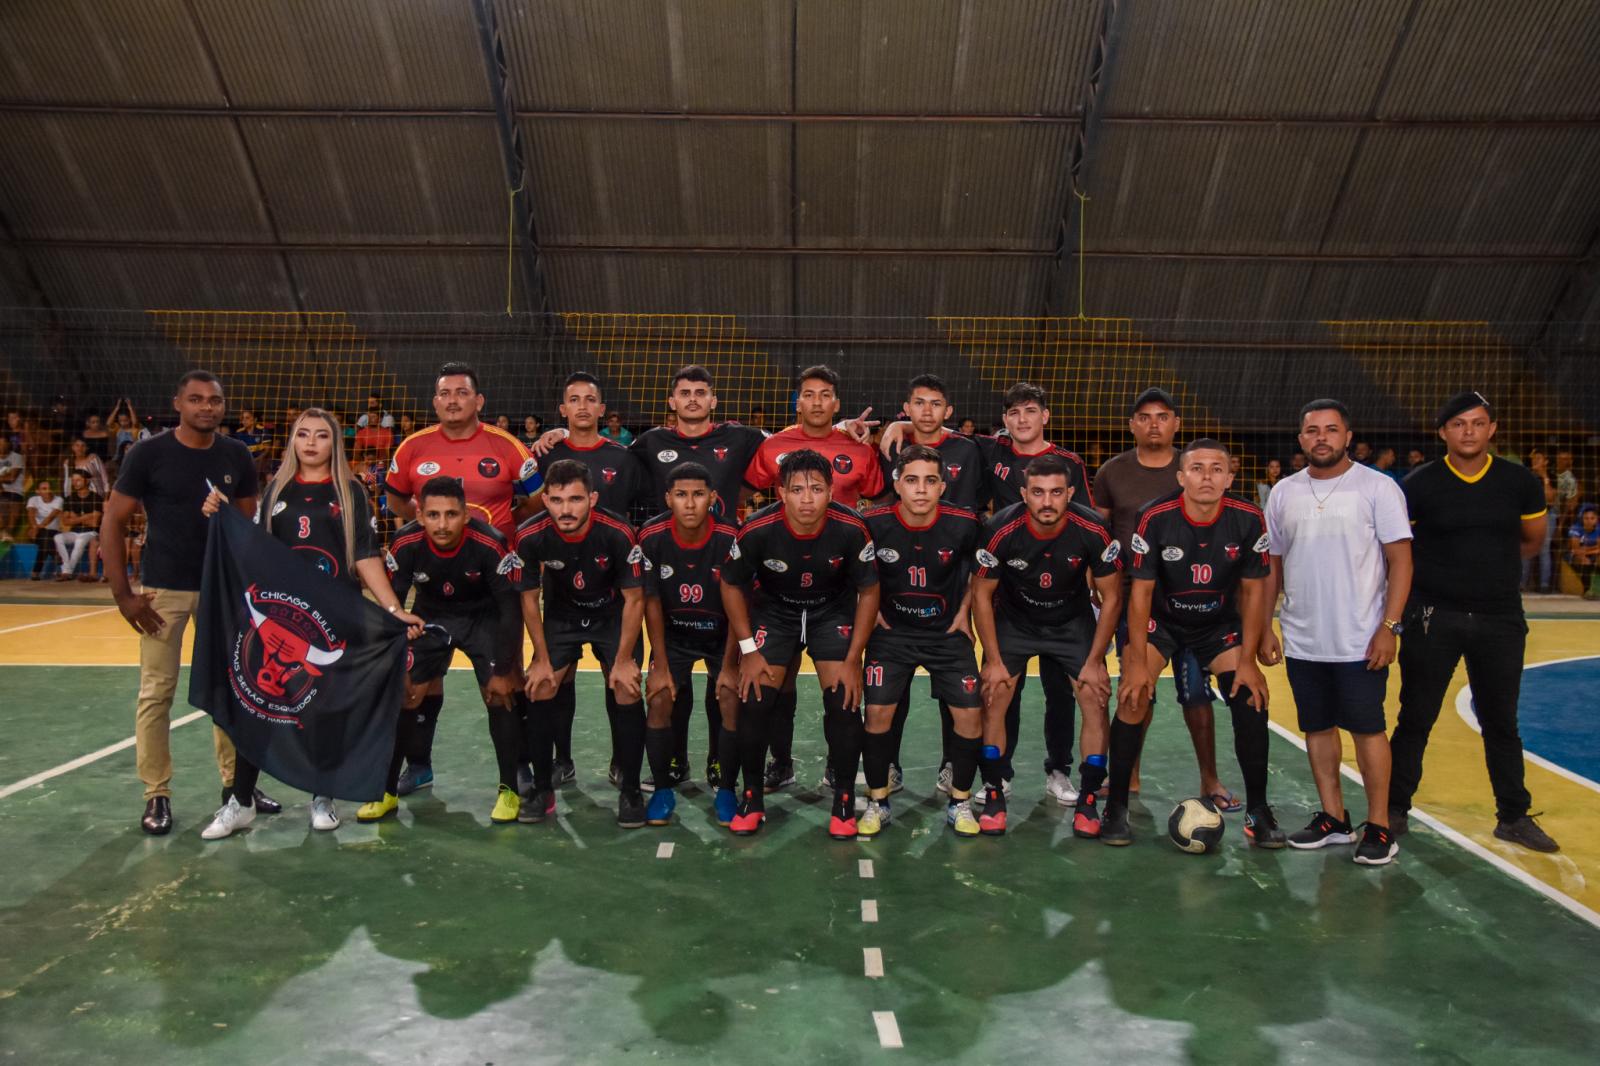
[[1521, 449, 1557, 594], [1568, 505, 1598, 599], [494, 414, 513, 432], [600, 410, 634, 446], [110, 399, 150, 462], [53, 469, 101, 581], [398, 412, 417, 437], [233, 409, 266, 455], [520, 415, 542, 448], [1554, 450, 1580, 530], [1373, 446, 1403, 483], [1404, 447, 1427, 473], [355, 393, 393, 432], [63, 437, 109, 497], [0, 443, 24, 536], [1353, 440, 1373, 464], [4, 410, 25, 454], [81, 413, 111, 458], [958, 416, 977, 437], [1290, 452, 1307, 474], [1256, 457, 1282, 509], [24, 479, 62, 579], [353, 408, 395, 462]]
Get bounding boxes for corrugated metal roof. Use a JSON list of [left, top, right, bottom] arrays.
[[523, 119, 789, 246], [1321, 128, 1600, 255], [1378, 0, 1600, 118], [1104, 0, 1407, 118], [1299, 262, 1569, 322], [290, 250, 515, 312], [0, 113, 271, 241], [796, 0, 1096, 115], [28, 247, 293, 308], [0, 0, 224, 106], [244, 116, 506, 242], [192, 0, 491, 108], [796, 123, 1068, 248], [794, 256, 1047, 316], [1071, 258, 1315, 320], [499, 0, 791, 112], [545, 252, 791, 315], [1089, 125, 1361, 253]]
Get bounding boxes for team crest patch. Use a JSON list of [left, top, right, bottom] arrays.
[[858, 542, 876, 562], [829, 555, 844, 568], [1101, 541, 1121, 563], [478, 457, 501, 478], [1068, 556, 1082, 567], [1130, 533, 1150, 555], [417, 461, 441, 476], [233, 583, 346, 711], [626, 545, 644, 564], [465, 570, 481, 581], [657, 449, 679, 463], [1162, 546, 1185, 562], [976, 548, 1000, 568], [441, 581, 454, 596], [517, 457, 539, 481], [763, 558, 788, 572], [775, 451, 791, 465], [938, 548, 954, 563], [658, 564, 674, 580], [876, 548, 900, 563], [388, 458, 399, 475], [383, 550, 398, 573], [1224, 543, 1241, 560], [1253, 534, 1270, 554], [271, 500, 288, 516], [947, 464, 962, 480], [961, 675, 978, 695], [833, 454, 854, 475], [729, 541, 742, 560], [595, 555, 610, 570], [836, 625, 853, 638], [412, 571, 430, 583], [713, 446, 729, 461], [544, 558, 565, 569], [1007, 558, 1029, 570], [497, 553, 523, 575], [601, 467, 618, 484]]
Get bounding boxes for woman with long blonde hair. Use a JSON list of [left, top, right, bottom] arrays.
[[200, 407, 422, 839]]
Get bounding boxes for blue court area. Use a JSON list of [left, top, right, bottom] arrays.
[[1514, 657, 1600, 786]]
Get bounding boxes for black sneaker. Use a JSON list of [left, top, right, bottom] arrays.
[[518, 788, 555, 824], [1287, 810, 1356, 850], [552, 759, 576, 787], [515, 762, 535, 794], [1354, 822, 1399, 866], [1099, 802, 1132, 846], [617, 789, 647, 829], [763, 758, 795, 791], [1388, 806, 1410, 836], [1494, 815, 1560, 853], [222, 787, 281, 815], [1244, 805, 1287, 849]]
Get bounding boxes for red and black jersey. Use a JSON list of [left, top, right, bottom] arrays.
[[386, 517, 523, 667], [721, 500, 878, 615], [542, 436, 649, 521], [1128, 490, 1269, 629], [977, 437, 1095, 512], [386, 423, 540, 541], [879, 430, 987, 511], [863, 502, 981, 632], [514, 506, 642, 623], [638, 512, 739, 646], [976, 501, 1120, 626], [632, 422, 767, 523], [744, 425, 886, 508], [259, 476, 379, 585]]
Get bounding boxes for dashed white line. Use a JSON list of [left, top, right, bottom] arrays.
[[0, 606, 118, 635], [862, 947, 884, 978], [861, 899, 878, 923], [872, 1010, 903, 1048], [858, 859, 874, 879]]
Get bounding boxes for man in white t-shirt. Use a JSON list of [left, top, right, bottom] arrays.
[[1264, 399, 1412, 866]]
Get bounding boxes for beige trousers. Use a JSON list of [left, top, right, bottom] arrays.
[[134, 587, 236, 800]]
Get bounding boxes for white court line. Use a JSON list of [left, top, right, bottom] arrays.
[[1265, 719, 1600, 930], [858, 859, 874, 879], [872, 1011, 903, 1049], [861, 899, 878, 923], [0, 606, 117, 635], [862, 947, 884, 978], [1456, 685, 1600, 796], [656, 842, 674, 859], [0, 710, 208, 801]]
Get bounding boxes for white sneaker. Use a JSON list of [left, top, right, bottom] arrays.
[[887, 764, 904, 794], [201, 795, 255, 840], [1045, 769, 1079, 807], [310, 795, 340, 831], [935, 762, 953, 794]]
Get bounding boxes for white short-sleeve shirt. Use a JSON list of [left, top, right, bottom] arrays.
[[1266, 462, 1412, 662]]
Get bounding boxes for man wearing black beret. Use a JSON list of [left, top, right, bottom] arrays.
[[1389, 391, 1560, 852]]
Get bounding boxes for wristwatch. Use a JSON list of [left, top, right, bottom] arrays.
[[1382, 618, 1404, 635]]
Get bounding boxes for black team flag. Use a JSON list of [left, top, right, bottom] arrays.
[[189, 507, 408, 801]]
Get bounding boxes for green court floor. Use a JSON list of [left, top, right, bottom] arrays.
[[2, 666, 1598, 1064]]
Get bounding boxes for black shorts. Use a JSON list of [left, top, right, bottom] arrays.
[[544, 611, 642, 672], [750, 602, 856, 666], [1285, 657, 1389, 734], [1114, 617, 1218, 706], [1148, 618, 1242, 674], [994, 612, 1094, 680], [864, 626, 982, 708], [666, 642, 726, 691], [407, 616, 502, 689]]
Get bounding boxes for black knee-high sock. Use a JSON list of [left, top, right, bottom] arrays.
[[407, 692, 444, 767], [825, 685, 864, 801], [230, 756, 261, 806], [739, 689, 776, 807], [718, 723, 741, 791], [486, 705, 522, 791], [950, 733, 981, 795], [939, 701, 956, 766], [522, 693, 554, 790], [670, 682, 694, 767], [613, 698, 647, 791], [553, 680, 576, 762], [1041, 668, 1076, 773], [386, 709, 420, 794], [769, 688, 798, 764], [863, 730, 894, 794], [604, 688, 624, 766], [1078, 753, 1108, 799], [703, 676, 721, 764], [1003, 683, 1023, 781], [887, 690, 913, 768], [646, 724, 676, 792], [1218, 672, 1270, 811], [1108, 717, 1147, 808]]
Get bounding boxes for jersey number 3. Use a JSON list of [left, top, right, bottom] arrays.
[[297, 515, 311, 539]]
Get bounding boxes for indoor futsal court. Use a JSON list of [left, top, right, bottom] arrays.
[[3, 2, 1600, 1064]]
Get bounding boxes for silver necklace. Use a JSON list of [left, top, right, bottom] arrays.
[[1308, 466, 1351, 512]]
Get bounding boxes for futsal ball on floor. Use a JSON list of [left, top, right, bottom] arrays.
[[1168, 797, 1226, 854]]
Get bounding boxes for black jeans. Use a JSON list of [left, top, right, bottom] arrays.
[[1392, 603, 1531, 822]]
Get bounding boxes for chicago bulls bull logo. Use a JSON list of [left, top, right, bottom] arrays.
[[601, 467, 618, 484], [713, 446, 729, 461], [231, 585, 347, 719], [961, 675, 978, 695]]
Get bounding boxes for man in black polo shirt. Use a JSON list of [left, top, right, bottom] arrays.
[[100, 370, 278, 835], [1390, 391, 1559, 853]]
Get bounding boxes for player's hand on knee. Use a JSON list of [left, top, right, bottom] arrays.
[[610, 660, 642, 703], [737, 652, 770, 702], [1076, 659, 1112, 707], [484, 673, 518, 709], [979, 658, 1012, 702], [838, 663, 864, 711], [1231, 664, 1270, 711], [525, 658, 556, 701], [646, 659, 676, 706]]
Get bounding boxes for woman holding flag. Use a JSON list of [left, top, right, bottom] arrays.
[[199, 408, 423, 840]]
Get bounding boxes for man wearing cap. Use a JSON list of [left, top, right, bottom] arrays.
[[1094, 387, 1235, 811], [1388, 391, 1560, 852]]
